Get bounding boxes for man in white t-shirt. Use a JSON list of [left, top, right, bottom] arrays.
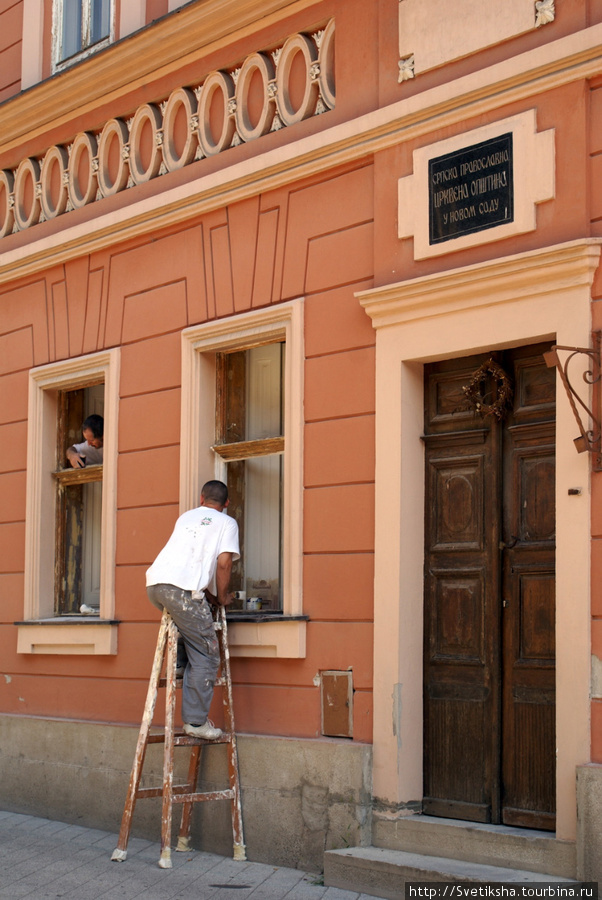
[[66, 414, 104, 468], [146, 480, 240, 740]]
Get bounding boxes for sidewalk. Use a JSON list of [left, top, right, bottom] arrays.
[[0, 810, 379, 900]]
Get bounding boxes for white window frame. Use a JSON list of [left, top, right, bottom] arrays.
[[18, 349, 119, 655], [52, 0, 116, 73], [181, 299, 305, 658]]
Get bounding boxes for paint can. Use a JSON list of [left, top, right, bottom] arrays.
[[246, 597, 262, 611]]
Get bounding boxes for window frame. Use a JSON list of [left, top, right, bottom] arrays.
[[18, 349, 119, 655], [181, 300, 305, 657], [52, 0, 116, 73]]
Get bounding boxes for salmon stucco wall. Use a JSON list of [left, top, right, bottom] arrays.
[[0, 159, 375, 743], [0, 0, 22, 103]]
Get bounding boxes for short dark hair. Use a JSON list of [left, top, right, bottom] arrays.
[[83, 414, 104, 439], [201, 480, 228, 505]]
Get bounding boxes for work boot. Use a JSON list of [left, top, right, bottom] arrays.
[[183, 721, 222, 740]]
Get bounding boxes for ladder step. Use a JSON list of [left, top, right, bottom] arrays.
[[158, 675, 226, 688], [146, 731, 233, 745], [135, 786, 235, 803]]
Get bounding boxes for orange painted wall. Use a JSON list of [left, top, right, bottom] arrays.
[[0, 158, 375, 743], [0, 0, 22, 103]]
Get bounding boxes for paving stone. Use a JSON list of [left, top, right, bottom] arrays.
[[0, 810, 382, 900]]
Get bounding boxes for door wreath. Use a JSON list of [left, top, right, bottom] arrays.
[[463, 358, 513, 421]]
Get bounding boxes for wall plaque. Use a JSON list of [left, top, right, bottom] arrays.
[[429, 133, 514, 245]]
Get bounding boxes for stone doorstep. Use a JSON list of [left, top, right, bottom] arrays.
[[323, 847, 580, 900], [371, 815, 576, 879]]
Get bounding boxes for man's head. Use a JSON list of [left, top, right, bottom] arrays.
[[82, 414, 104, 449], [200, 480, 229, 510]]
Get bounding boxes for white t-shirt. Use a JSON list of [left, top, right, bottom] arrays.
[[146, 505, 240, 594], [73, 440, 103, 465]]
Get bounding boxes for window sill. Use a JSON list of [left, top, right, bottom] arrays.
[[16, 619, 119, 655], [226, 615, 307, 658]]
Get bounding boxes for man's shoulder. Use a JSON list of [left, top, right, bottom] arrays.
[[185, 506, 235, 526]]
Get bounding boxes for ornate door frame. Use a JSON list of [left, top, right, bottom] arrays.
[[359, 239, 600, 842]]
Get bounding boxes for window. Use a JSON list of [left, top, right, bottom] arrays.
[[181, 300, 305, 657], [54, 383, 104, 615], [53, 0, 113, 70], [19, 349, 119, 655], [215, 344, 284, 611]]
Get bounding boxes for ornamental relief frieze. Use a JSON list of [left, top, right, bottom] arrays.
[[0, 20, 335, 239]]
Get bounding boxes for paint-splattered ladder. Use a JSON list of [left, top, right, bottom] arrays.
[[111, 606, 246, 868]]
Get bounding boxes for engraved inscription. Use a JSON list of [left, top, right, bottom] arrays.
[[429, 133, 514, 244]]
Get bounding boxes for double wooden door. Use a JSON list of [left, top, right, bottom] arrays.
[[423, 344, 556, 830]]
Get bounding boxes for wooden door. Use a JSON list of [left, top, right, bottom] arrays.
[[423, 344, 556, 830]]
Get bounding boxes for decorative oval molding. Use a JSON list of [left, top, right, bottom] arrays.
[[14, 158, 41, 231], [197, 70, 236, 157], [128, 104, 164, 184], [97, 118, 130, 197], [276, 33, 319, 126], [235, 53, 276, 141], [318, 19, 336, 110], [162, 87, 198, 171], [0, 170, 15, 238], [68, 132, 98, 209], [40, 145, 69, 219], [0, 21, 334, 239]]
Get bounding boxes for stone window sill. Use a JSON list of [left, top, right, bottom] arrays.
[[16, 619, 119, 655], [226, 615, 308, 658]]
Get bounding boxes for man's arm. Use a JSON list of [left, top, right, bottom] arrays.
[[66, 445, 85, 468], [215, 551, 234, 606]]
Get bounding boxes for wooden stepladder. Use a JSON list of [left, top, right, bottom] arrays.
[[111, 605, 246, 868]]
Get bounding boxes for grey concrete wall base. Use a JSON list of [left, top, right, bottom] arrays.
[[0, 714, 372, 872], [576, 763, 602, 880]]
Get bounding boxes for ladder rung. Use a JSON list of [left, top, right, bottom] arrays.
[[157, 676, 226, 688], [158, 676, 183, 688], [146, 731, 232, 745], [135, 784, 234, 801], [172, 789, 235, 804]]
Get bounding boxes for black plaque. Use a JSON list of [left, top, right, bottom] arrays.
[[429, 133, 514, 244]]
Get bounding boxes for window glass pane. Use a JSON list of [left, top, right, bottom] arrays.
[[61, 0, 83, 59], [90, 0, 111, 44], [82, 480, 102, 609], [59, 482, 84, 614], [246, 344, 283, 440], [222, 343, 283, 443], [226, 455, 283, 611]]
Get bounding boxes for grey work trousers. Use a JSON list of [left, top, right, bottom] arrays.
[[147, 583, 220, 726]]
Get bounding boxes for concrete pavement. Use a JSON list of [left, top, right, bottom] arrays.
[[0, 810, 380, 899]]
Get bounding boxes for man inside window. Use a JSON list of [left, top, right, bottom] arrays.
[[66, 414, 104, 468], [146, 480, 239, 740]]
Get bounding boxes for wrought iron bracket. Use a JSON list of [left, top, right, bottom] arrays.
[[543, 331, 602, 469]]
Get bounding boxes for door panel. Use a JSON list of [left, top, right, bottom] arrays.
[[424, 345, 555, 830], [501, 360, 556, 828]]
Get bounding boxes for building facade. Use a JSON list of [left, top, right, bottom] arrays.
[[0, 0, 601, 886]]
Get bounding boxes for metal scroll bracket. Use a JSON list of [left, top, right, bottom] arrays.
[[543, 331, 602, 469]]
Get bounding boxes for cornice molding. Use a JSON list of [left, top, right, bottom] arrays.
[[0, 0, 323, 158], [3, 24, 602, 286], [357, 239, 602, 330]]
